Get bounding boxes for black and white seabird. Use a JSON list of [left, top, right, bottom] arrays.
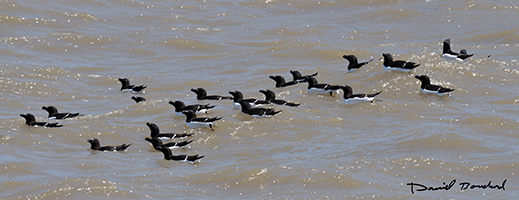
[[87, 138, 131, 151], [168, 100, 215, 116], [339, 85, 382, 105], [155, 146, 204, 163], [229, 90, 270, 109], [41, 106, 80, 120], [20, 113, 63, 127], [131, 96, 146, 103], [343, 55, 374, 72], [191, 88, 233, 100], [182, 110, 222, 131], [119, 77, 147, 93], [238, 101, 282, 118], [305, 77, 341, 96], [442, 38, 474, 61], [414, 75, 455, 96], [146, 122, 193, 139], [268, 75, 298, 88], [145, 137, 193, 150], [289, 70, 318, 83], [381, 53, 420, 73], [259, 89, 300, 107]]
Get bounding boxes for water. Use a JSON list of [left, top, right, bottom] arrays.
[[1, 0, 519, 199]]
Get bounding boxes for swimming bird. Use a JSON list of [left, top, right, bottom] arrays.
[[155, 146, 204, 163], [305, 77, 341, 96], [182, 110, 222, 131], [119, 77, 147, 93], [414, 75, 455, 96], [20, 113, 63, 127], [131, 96, 146, 103], [146, 122, 193, 139], [41, 106, 80, 120], [343, 55, 374, 72], [259, 89, 300, 107], [191, 88, 233, 100], [168, 100, 215, 116], [442, 38, 473, 61], [229, 90, 270, 109], [289, 70, 318, 83], [268, 75, 299, 88], [339, 85, 382, 105], [238, 101, 282, 118], [87, 138, 131, 151], [381, 53, 420, 73], [145, 137, 193, 150]]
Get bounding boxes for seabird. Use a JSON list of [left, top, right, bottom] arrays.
[[131, 96, 146, 103], [41, 106, 80, 120], [20, 113, 63, 127], [168, 100, 215, 116], [289, 70, 318, 83], [268, 75, 298, 88], [442, 38, 473, 61], [146, 122, 193, 139], [259, 89, 300, 107], [119, 77, 147, 93], [155, 146, 204, 163], [343, 55, 374, 72], [87, 138, 131, 151], [339, 85, 382, 105], [305, 77, 341, 96], [414, 75, 455, 96], [381, 53, 420, 73], [229, 90, 270, 109], [182, 110, 222, 131], [238, 101, 282, 118], [191, 88, 233, 100], [145, 137, 193, 150]]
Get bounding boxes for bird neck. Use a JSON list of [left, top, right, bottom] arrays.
[[341, 88, 353, 98], [443, 42, 452, 54], [184, 113, 196, 121], [232, 94, 243, 102], [240, 103, 251, 112], [90, 143, 100, 150]]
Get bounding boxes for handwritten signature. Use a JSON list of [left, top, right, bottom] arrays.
[[406, 179, 507, 194]]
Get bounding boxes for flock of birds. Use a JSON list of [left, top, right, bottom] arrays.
[[18, 38, 472, 164]]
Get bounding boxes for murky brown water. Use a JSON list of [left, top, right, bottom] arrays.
[[1, 0, 519, 199]]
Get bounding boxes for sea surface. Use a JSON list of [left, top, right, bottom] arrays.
[[1, 0, 519, 199]]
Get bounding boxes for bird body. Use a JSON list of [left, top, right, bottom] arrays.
[[305, 77, 341, 96], [339, 85, 382, 105], [289, 70, 318, 83], [182, 110, 222, 131], [238, 101, 282, 118], [156, 146, 204, 163], [131, 96, 146, 103], [268, 75, 298, 88], [442, 38, 473, 61], [415, 75, 455, 96], [191, 88, 232, 100], [382, 53, 420, 73], [146, 122, 193, 139], [259, 89, 299, 107], [145, 137, 192, 150], [343, 55, 374, 72], [119, 78, 147, 93], [229, 90, 270, 109], [169, 100, 215, 116], [41, 106, 80, 119], [87, 138, 131, 151], [20, 113, 62, 127]]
